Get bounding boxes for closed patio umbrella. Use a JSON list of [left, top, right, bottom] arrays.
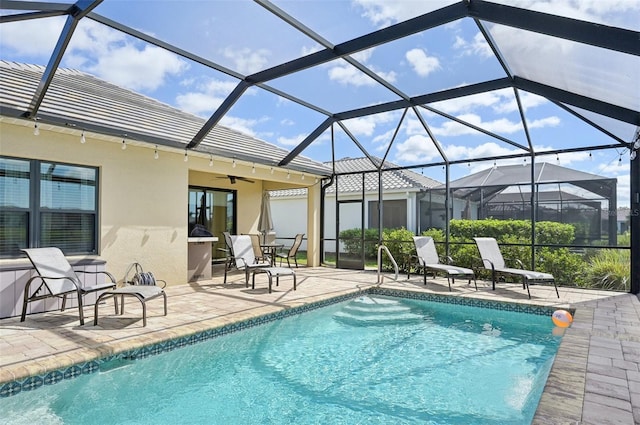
[[258, 191, 274, 241]]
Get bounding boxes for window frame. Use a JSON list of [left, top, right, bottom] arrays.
[[0, 156, 99, 258]]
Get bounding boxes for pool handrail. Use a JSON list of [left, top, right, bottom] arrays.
[[377, 244, 399, 284]]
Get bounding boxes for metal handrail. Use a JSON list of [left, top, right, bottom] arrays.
[[377, 244, 399, 284]]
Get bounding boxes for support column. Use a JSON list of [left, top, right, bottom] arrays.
[[306, 182, 322, 267]]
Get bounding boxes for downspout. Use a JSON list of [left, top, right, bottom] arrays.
[[630, 134, 640, 294]]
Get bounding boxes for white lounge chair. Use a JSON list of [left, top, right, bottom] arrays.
[[473, 237, 559, 299], [224, 235, 271, 284], [20, 247, 117, 325], [410, 236, 476, 291]]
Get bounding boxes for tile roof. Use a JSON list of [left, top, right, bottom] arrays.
[[0, 61, 332, 177], [270, 156, 441, 197]]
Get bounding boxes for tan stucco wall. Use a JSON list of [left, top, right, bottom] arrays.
[[1, 121, 189, 285], [1, 119, 323, 285]]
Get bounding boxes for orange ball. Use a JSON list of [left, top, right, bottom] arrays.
[[552, 309, 573, 328]]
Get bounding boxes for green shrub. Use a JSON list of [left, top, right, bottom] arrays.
[[381, 227, 415, 272], [339, 227, 379, 257], [449, 219, 575, 244], [538, 247, 585, 286], [582, 248, 630, 291]]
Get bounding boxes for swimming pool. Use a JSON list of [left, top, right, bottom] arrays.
[[0, 294, 560, 424]]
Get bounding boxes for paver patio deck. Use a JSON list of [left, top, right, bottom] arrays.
[[1, 266, 638, 424]]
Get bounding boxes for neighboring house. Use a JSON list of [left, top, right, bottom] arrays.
[[270, 157, 441, 252], [0, 62, 330, 319]]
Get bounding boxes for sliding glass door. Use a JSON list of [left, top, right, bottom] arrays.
[[188, 187, 235, 261]]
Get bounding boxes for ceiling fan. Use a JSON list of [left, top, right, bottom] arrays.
[[215, 175, 255, 184]]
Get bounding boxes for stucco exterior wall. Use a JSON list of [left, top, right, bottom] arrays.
[[1, 122, 190, 285], [1, 120, 318, 288]]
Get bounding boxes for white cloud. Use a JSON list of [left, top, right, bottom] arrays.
[[493, 91, 549, 114], [430, 90, 508, 114], [405, 48, 440, 77], [277, 133, 307, 146], [452, 33, 493, 58], [0, 17, 65, 57], [175, 92, 223, 116], [353, 0, 452, 27], [1, 18, 188, 92], [505, 0, 640, 27], [430, 113, 521, 136], [614, 172, 630, 207], [528, 116, 561, 129], [371, 129, 396, 152], [394, 134, 440, 162], [84, 44, 187, 92], [218, 116, 259, 138], [222, 47, 270, 74], [341, 112, 399, 136], [328, 61, 397, 86], [175, 79, 239, 116]]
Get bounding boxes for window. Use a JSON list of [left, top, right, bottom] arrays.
[[368, 199, 407, 229], [0, 157, 98, 258]]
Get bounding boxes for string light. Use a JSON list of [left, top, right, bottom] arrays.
[[589, 151, 593, 161], [492, 160, 497, 170], [556, 153, 560, 163], [232, 159, 236, 168], [209, 155, 213, 167], [154, 145, 159, 160], [33, 121, 39, 136], [287, 170, 290, 179], [184, 149, 188, 162], [301, 173, 305, 180], [252, 163, 256, 174], [270, 167, 274, 174], [80, 130, 86, 144], [121, 138, 127, 150]]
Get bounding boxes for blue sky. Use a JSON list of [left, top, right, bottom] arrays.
[[1, 0, 638, 206]]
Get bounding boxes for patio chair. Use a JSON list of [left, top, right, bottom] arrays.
[[276, 233, 304, 268], [20, 247, 117, 325], [224, 235, 271, 284], [410, 236, 477, 291], [473, 237, 559, 299], [248, 233, 270, 264]]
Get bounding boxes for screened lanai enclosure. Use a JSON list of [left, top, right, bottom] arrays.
[[0, 1, 638, 293], [442, 163, 619, 244]]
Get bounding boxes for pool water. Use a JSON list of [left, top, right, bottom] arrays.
[[1, 295, 560, 424]]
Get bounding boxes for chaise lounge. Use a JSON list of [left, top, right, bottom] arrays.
[[20, 247, 117, 325], [410, 236, 477, 291], [224, 234, 271, 284], [473, 237, 559, 299]]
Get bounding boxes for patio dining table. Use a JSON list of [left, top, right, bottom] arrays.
[[260, 243, 284, 266]]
